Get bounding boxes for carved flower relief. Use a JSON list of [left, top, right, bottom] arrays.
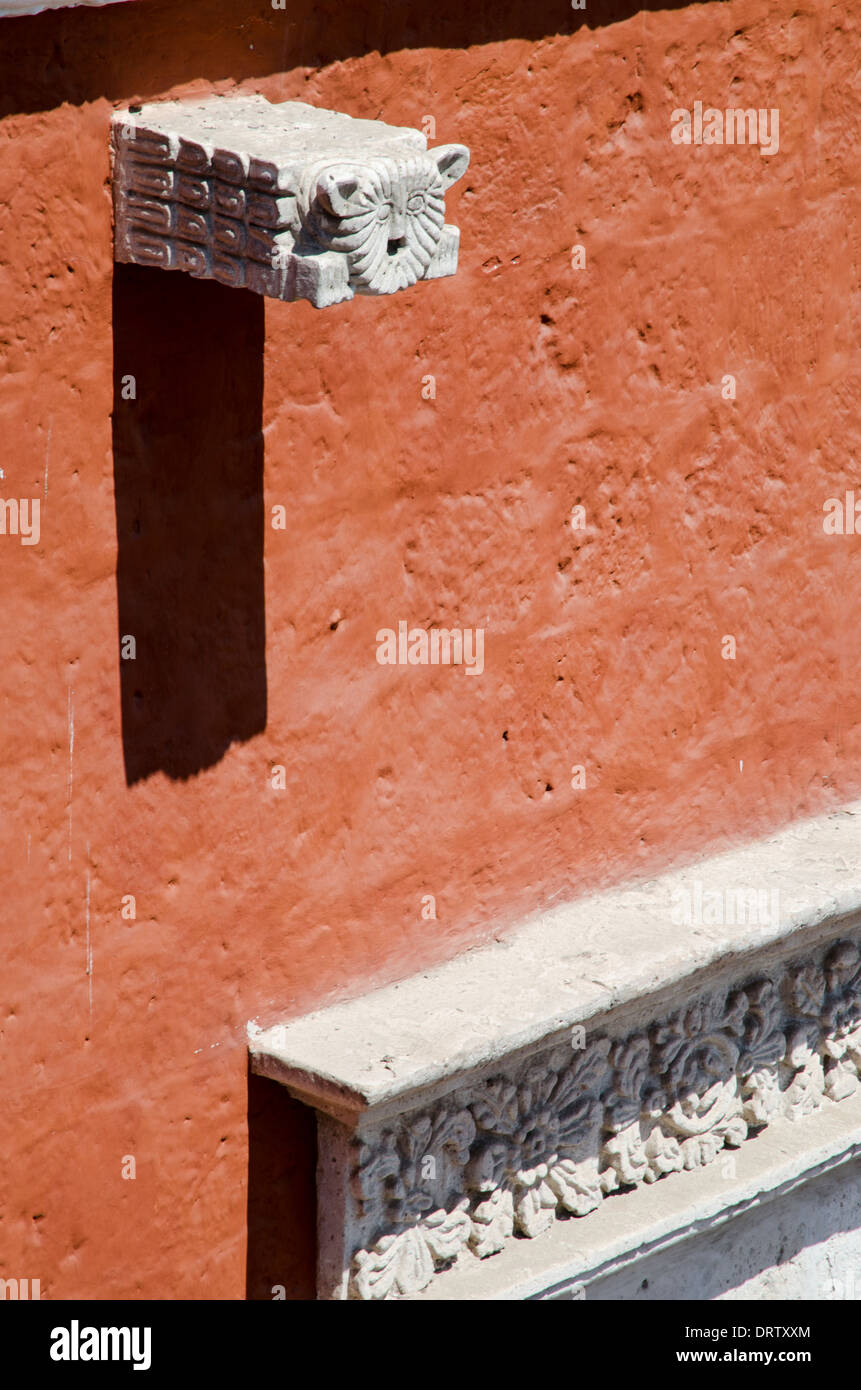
[[349, 1109, 476, 1299], [647, 995, 747, 1171], [652, 994, 746, 1092], [352, 1109, 475, 1226], [783, 959, 827, 1021], [781, 962, 827, 1119], [466, 1044, 611, 1256], [351, 1203, 471, 1302], [600, 1034, 665, 1192], [732, 981, 787, 1129], [467, 1185, 515, 1259], [822, 942, 861, 1101], [780, 1024, 825, 1121]]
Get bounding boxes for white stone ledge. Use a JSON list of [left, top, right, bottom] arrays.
[[250, 802, 861, 1122], [248, 801, 861, 1299]]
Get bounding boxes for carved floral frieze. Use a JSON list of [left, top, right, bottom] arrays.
[[347, 936, 861, 1298]]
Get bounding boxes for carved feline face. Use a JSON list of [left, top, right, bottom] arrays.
[[298, 146, 469, 295]]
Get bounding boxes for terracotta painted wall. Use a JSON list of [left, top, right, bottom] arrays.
[[1, 0, 859, 1299]]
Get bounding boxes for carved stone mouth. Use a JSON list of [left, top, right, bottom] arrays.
[[387, 238, 406, 257]]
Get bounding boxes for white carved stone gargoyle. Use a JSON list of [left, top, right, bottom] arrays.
[[111, 95, 470, 308]]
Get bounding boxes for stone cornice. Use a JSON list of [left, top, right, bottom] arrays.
[[249, 802, 861, 1299], [250, 803, 861, 1121], [111, 96, 469, 308]]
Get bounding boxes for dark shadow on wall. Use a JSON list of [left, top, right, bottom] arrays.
[[246, 1064, 318, 1301], [112, 264, 266, 784], [3, 0, 703, 118]]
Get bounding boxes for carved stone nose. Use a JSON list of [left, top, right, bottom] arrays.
[[388, 208, 406, 240]]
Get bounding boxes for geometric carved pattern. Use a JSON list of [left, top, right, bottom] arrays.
[[111, 96, 469, 309], [347, 936, 861, 1298]]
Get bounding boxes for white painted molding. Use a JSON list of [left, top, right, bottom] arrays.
[[111, 96, 469, 308], [248, 802, 861, 1299], [0, 0, 134, 15]]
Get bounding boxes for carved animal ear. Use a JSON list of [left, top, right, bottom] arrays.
[[316, 166, 363, 216], [431, 144, 470, 189]]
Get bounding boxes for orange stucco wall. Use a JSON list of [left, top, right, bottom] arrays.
[[1, 0, 859, 1299]]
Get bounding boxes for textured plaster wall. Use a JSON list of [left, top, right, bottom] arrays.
[[0, 0, 859, 1298]]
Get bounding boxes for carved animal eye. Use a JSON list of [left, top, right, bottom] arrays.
[[406, 191, 426, 213], [376, 203, 392, 222]]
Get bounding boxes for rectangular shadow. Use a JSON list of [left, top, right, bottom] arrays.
[[112, 264, 266, 784], [246, 1065, 318, 1301], [1, 0, 697, 119]]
